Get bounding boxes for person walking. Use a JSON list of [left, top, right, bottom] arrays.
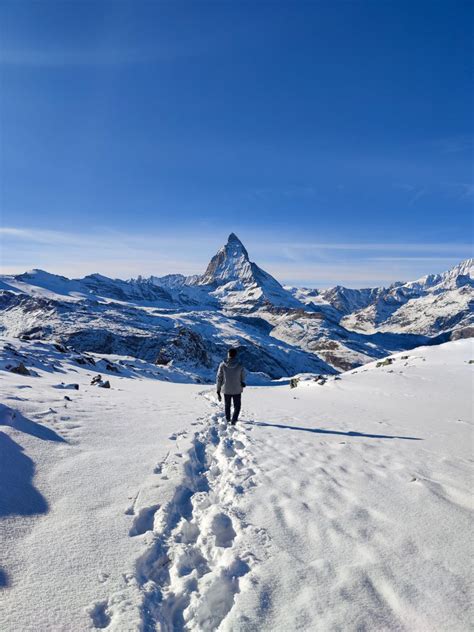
[[216, 348, 246, 424]]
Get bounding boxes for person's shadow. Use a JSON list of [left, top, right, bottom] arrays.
[[245, 420, 422, 441], [0, 404, 66, 518], [0, 431, 49, 517]]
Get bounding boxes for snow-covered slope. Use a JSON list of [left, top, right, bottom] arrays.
[[1, 269, 174, 305], [0, 293, 332, 378], [266, 310, 427, 371], [1, 337, 472, 631], [404, 258, 473, 293]]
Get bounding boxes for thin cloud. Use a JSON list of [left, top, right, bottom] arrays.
[[0, 48, 153, 67], [368, 256, 468, 262], [443, 182, 474, 199], [3, 227, 471, 255], [274, 241, 473, 253], [1, 226, 471, 287], [407, 188, 426, 206], [0, 40, 206, 68], [432, 135, 474, 155], [266, 258, 467, 289]]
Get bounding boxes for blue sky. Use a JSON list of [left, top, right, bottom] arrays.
[[0, 0, 472, 287]]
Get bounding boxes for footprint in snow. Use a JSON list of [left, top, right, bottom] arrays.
[[169, 430, 187, 441], [211, 512, 237, 548], [88, 601, 111, 629], [129, 504, 160, 537], [175, 547, 210, 578]]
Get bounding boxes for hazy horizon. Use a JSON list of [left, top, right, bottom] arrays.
[[1, 227, 472, 289]]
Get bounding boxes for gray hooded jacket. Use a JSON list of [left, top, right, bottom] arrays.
[[216, 358, 246, 395]]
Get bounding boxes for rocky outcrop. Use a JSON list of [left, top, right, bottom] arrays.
[[9, 362, 31, 376], [156, 328, 212, 368]]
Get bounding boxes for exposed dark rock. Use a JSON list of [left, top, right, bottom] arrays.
[[156, 327, 212, 368], [451, 326, 474, 340], [20, 326, 50, 340], [105, 362, 120, 373], [55, 382, 79, 390], [314, 375, 327, 385], [75, 355, 96, 366], [67, 329, 168, 363], [90, 374, 110, 388], [376, 358, 394, 367], [9, 362, 31, 376]]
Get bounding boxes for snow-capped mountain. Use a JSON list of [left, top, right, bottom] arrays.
[[404, 258, 473, 293], [341, 258, 473, 336], [0, 235, 472, 374], [148, 233, 302, 311]]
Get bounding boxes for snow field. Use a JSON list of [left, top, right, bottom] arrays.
[[224, 341, 473, 631], [1, 338, 473, 631]]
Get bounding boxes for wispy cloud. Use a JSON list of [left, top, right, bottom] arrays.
[[246, 185, 317, 201], [0, 39, 206, 68], [443, 181, 474, 199], [432, 134, 474, 155], [0, 227, 217, 278], [407, 187, 426, 206], [266, 257, 468, 288], [272, 241, 473, 253], [0, 48, 154, 67], [1, 226, 471, 288]]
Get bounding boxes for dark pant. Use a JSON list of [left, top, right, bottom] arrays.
[[224, 394, 241, 422]]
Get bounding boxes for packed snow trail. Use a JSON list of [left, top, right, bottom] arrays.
[[117, 401, 269, 632]]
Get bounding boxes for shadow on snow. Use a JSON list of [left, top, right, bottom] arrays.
[[0, 431, 49, 517], [0, 568, 9, 588], [245, 420, 422, 441], [0, 403, 66, 443]]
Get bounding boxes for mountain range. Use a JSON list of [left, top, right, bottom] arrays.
[[0, 233, 472, 378]]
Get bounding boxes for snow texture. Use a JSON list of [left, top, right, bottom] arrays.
[[0, 337, 472, 631]]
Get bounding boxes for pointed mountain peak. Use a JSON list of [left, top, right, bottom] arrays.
[[227, 232, 243, 245], [198, 234, 251, 285], [187, 233, 299, 307], [225, 233, 249, 259]]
